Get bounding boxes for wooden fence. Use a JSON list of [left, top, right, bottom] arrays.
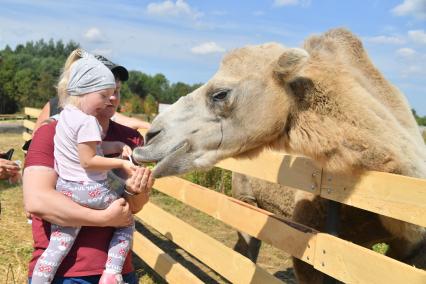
[[23, 107, 426, 283]]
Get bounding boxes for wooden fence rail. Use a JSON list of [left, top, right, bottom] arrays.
[[22, 107, 41, 142], [217, 151, 426, 228], [22, 107, 426, 283]]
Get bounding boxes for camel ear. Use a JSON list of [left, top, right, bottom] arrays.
[[288, 76, 314, 99], [274, 48, 309, 79]]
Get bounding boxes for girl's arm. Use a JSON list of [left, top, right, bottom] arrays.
[[78, 141, 134, 173]]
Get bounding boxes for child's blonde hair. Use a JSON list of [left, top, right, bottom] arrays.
[[56, 49, 84, 108]]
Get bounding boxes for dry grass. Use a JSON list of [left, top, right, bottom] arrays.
[[0, 131, 292, 283], [0, 132, 32, 283], [149, 192, 294, 283]]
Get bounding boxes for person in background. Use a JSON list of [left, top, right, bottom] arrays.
[[24, 52, 153, 284], [0, 155, 20, 183]]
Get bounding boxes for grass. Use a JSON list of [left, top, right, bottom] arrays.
[[0, 132, 32, 283], [0, 131, 292, 283]]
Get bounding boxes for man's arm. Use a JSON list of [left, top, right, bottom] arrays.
[[23, 166, 133, 227], [113, 112, 151, 130]]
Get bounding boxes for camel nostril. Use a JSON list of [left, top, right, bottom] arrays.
[[145, 129, 162, 144]]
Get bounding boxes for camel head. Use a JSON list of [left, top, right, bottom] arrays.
[[133, 43, 311, 177]]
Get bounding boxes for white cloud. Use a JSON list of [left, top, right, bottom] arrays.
[[191, 42, 225, 54], [364, 35, 406, 44], [396, 47, 416, 57], [401, 65, 423, 77], [83, 27, 106, 43], [146, 0, 203, 20], [273, 0, 311, 7], [408, 29, 426, 44], [391, 0, 426, 20]]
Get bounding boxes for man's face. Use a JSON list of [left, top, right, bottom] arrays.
[[98, 78, 121, 120]]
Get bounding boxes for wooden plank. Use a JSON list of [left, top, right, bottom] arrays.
[[153, 176, 316, 264], [23, 119, 36, 131], [216, 149, 322, 194], [22, 131, 32, 142], [136, 202, 283, 284], [132, 230, 203, 284], [138, 128, 148, 135], [321, 171, 426, 227], [216, 149, 426, 227], [314, 233, 426, 284], [24, 107, 42, 118]]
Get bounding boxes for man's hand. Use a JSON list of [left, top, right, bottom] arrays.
[[125, 166, 154, 195], [103, 198, 132, 227]]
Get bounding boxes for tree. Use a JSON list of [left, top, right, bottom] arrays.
[[143, 94, 158, 115], [0, 38, 202, 114], [0, 39, 79, 113]]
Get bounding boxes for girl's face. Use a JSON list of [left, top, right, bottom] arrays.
[[80, 88, 115, 116]]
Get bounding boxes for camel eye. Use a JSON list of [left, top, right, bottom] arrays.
[[212, 90, 229, 102]]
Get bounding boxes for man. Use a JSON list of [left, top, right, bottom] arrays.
[[24, 55, 153, 283]]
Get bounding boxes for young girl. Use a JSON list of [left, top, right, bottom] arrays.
[[32, 49, 135, 284]]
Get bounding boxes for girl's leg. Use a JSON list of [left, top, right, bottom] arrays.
[[31, 224, 81, 283], [104, 218, 135, 274]]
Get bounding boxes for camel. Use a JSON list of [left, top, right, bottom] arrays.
[[133, 28, 426, 283]]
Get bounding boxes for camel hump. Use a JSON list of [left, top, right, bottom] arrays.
[[304, 27, 365, 62]]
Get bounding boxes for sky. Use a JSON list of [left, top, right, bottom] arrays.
[[1, 0, 425, 114]]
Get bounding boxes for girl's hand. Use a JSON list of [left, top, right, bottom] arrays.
[[121, 145, 132, 159], [122, 160, 137, 176]]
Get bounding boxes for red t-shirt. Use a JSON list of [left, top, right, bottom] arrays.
[[25, 120, 143, 277]]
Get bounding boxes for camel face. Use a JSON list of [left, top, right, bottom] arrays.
[[133, 43, 309, 177]]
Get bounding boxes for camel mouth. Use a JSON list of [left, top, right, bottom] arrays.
[[132, 141, 189, 177]]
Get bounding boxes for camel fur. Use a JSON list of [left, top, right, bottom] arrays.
[[133, 28, 426, 283]]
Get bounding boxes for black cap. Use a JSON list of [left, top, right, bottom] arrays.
[[94, 54, 129, 82]]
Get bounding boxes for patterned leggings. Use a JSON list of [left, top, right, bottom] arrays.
[[31, 177, 134, 283]]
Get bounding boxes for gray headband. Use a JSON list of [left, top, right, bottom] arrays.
[[66, 50, 116, 96]]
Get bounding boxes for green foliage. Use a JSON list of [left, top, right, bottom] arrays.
[[120, 94, 144, 114], [143, 94, 158, 115], [0, 39, 202, 114], [0, 39, 79, 113], [160, 82, 202, 104], [412, 109, 426, 126], [372, 243, 390, 255], [183, 168, 233, 196]]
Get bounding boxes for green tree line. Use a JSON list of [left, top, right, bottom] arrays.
[[0, 39, 202, 114]]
